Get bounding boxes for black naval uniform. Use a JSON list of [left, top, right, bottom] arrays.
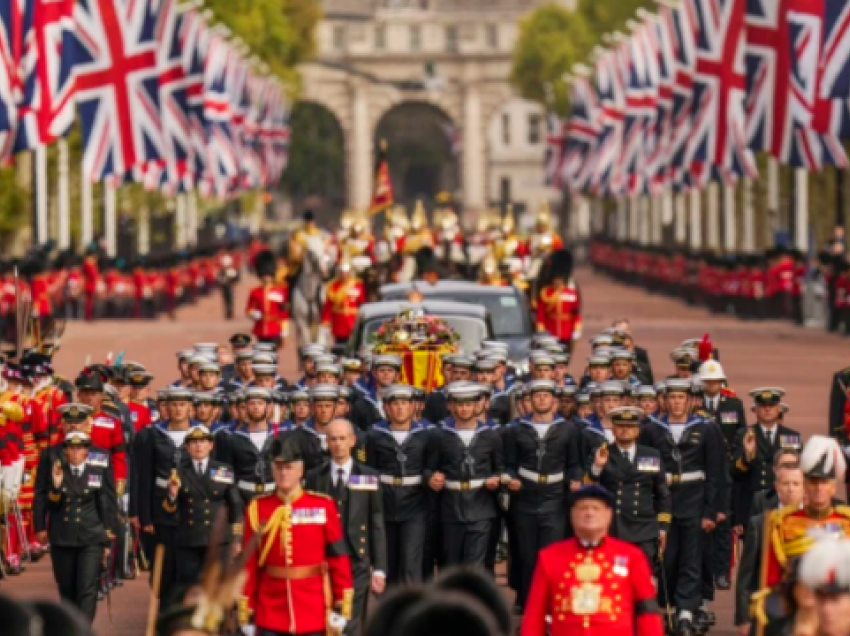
[[422, 387, 449, 427], [503, 416, 582, 607], [213, 423, 288, 504], [364, 421, 431, 584], [290, 420, 367, 473], [305, 460, 388, 636], [34, 453, 118, 622], [649, 414, 724, 617], [161, 457, 243, 585], [425, 421, 504, 567], [133, 422, 191, 602], [585, 444, 671, 567]]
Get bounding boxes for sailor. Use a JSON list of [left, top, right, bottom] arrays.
[[350, 355, 402, 431]]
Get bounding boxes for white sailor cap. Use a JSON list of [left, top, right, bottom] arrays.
[[529, 352, 555, 368], [252, 353, 277, 365], [586, 382, 602, 396], [527, 379, 557, 395], [382, 384, 415, 401], [337, 386, 352, 400], [559, 384, 578, 397], [250, 363, 277, 376], [198, 361, 221, 374], [193, 392, 219, 405], [193, 342, 219, 354], [478, 349, 508, 364], [531, 334, 559, 348], [599, 380, 627, 397], [372, 354, 403, 370], [287, 388, 310, 403], [244, 387, 273, 402], [576, 391, 591, 404], [587, 354, 611, 367], [167, 387, 194, 401], [315, 363, 342, 377], [299, 344, 327, 358], [446, 382, 483, 402], [449, 355, 475, 369], [664, 378, 693, 393], [481, 340, 510, 351], [653, 381, 667, 395], [551, 353, 570, 365], [473, 358, 499, 372], [177, 349, 195, 360], [235, 350, 256, 361], [590, 334, 614, 349], [670, 347, 697, 364], [188, 354, 213, 367], [311, 384, 340, 401], [635, 385, 658, 398], [313, 354, 337, 367], [254, 342, 277, 353], [609, 349, 634, 362]]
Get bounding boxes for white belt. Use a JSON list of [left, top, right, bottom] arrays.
[[667, 471, 706, 485], [238, 480, 275, 494], [379, 475, 423, 487], [445, 479, 486, 491], [155, 477, 169, 489], [518, 468, 565, 485]]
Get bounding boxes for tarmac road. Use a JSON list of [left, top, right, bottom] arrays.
[[5, 267, 846, 636]]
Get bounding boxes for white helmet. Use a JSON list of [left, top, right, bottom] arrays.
[[699, 360, 726, 381]]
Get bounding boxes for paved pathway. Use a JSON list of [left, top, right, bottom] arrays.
[[6, 267, 847, 635]]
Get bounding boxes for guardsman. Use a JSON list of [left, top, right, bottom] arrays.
[[34, 431, 117, 623], [503, 378, 582, 611], [525, 203, 564, 256], [426, 383, 503, 568], [245, 250, 289, 348], [162, 424, 242, 585], [239, 437, 354, 636], [321, 259, 366, 346], [214, 387, 287, 505], [133, 386, 194, 604], [364, 383, 431, 585], [520, 485, 663, 636], [646, 378, 724, 636], [82, 248, 100, 322], [305, 418, 388, 636], [760, 435, 850, 589], [585, 406, 671, 572], [342, 216, 375, 272], [732, 388, 801, 527], [401, 201, 436, 256], [493, 207, 527, 263], [536, 250, 582, 350]]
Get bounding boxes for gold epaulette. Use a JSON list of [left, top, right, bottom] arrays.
[[658, 513, 672, 524], [232, 523, 243, 537], [237, 597, 252, 626], [247, 499, 260, 533], [163, 499, 177, 513], [835, 505, 850, 521], [308, 490, 332, 501], [48, 490, 62, 503]]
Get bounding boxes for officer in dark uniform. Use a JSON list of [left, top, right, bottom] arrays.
[[732, 387, 802, 530], [161, 424, 242, 585], [647, 378, 724, 636], [503, 378, 582, 610], [364, 383, 432, 585], [305, 418, 388, 636], [213, 386, 288, 504], [133, 386, 194, 604], [221, 333, 252, 384], [33, 431, 117, 623], [585, 406, 671, 571], [426, 383, 504, 568]]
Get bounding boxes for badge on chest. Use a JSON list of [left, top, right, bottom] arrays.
[[88, 474, 102, 488], [292, 508, 327, 525], [637, 456, 660, 472], [348, 475, 378, 491], [779, 434, 801, 449], [720, 412, 738, 425], [211, 467, 234, 484], [88, 452, 109, 468], [93, 417, 115, 429]]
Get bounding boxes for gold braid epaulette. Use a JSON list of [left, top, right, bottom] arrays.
[[48, 489, 62, 503]]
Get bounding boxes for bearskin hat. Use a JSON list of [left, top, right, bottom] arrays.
[[254, 250, 277, 279]]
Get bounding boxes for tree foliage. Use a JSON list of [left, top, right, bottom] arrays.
[[510, 0, 654, 114]]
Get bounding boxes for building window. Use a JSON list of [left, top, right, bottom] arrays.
[[375, 25, 386, 50], [445, 25, 458, 52], [486, 24, 498, 49], [410, 25, 421, 51], [528, 114, 542, 145], [500, 177, 512, 204], [502, 113, 511, 146], [333, 25, 347, 52]]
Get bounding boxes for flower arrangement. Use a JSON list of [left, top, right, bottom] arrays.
[[370, 307, 461, 351]]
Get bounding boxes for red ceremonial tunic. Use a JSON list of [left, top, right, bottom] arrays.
[[127, 399, 152, 432], [522, 536, 662, 636], [241, 489, 353, 635], [246, 284, 290, 339], [58, 410, 127, 483], [321, 278, 365, 340], [536, 283, 582, 340]]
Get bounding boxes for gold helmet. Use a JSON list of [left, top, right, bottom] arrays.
[[411, 200, 427, 231], [502, 205, 516, 234], [391, 206, 409, 230], [340, 210, 354, 230], [482, 254, 498, 276], [536, 201, 552, 228], [352, 213, 368, 234], [440, 209, 458, 231]]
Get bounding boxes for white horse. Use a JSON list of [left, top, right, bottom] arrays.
[[291, 238, 331, 347]]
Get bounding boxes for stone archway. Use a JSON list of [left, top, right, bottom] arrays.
[[279, 101, 347, 223], [374, 101, 460, 211]]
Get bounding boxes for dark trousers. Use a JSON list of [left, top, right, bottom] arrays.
[[259, 631, 324, 636], [513, 510, 567, 607], [441, 520, 492, 568], [175, 546, 206, 586], [664, 516, 704, 613], [713, 516, 732, 578], [152, 525, 179, 606], [634, 539, 660, 580], [221, 285, 234, 320], [701, 531, 716, 602], [347, 558, 371, 636], [386, 517, 426, 585], [51, 544, 103, 623], [422, 492, 441, 580]]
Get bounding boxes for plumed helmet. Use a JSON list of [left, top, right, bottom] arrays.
[[800, 435, 846, 481]]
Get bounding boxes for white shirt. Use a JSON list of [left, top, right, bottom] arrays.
[[318, 432, 328, 451], [618, 445, 635, 463], [532, 422, 551, 438], [70, 461, 87, 477], [194, 459, 208, 475], [249, 431, 268, 451], [456, 429, 477, 446], [390, 430, 409, 445], [167, 429, 189, 447], [760, 424, 778, 444], [603, 428, 615, 443], [331, 458, 353, 488], [670, 423, 686, 444], [705, 395, 720, 412]]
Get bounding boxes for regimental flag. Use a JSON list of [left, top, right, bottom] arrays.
[[71, 0, 164, 182], [368, 141, 394, 216]]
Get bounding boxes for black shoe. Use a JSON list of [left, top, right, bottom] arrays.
[[715, 575, 731, 590], [678, 618, 696, 636]]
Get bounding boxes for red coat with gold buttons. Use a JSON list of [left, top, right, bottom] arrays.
[[536, 283, 582, 340], [241, 489, 353, 635], [321, 277, 365, 340], [521, 536, 662, 636]]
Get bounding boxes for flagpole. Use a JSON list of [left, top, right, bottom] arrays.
[[81, 174, 93, 252], [58, 140, 71, 250], [35, 147, 49, 245], [104, 181, 117, 258]]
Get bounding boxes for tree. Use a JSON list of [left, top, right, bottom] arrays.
[[510, 4, 594, 115], [577, 0, 655, 47]]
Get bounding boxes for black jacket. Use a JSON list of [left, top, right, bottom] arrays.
[[829, 367, 850, 447], [349, 392, 382, 432], [422, 390, 449, 427], [585, 444, 671, 544], [213, 424, 289, 503], [703, 394, 747, 457], [36, 455, 118, 547], [364, 421, 433, 522], [162, 457, 243, 547], [134, 423, 190, 527], [305, 461, 388, 572], [634, 346, 654, 385], [735, 512, 766, 626], [425, 422, 503, 523], [503, 417, 582, 514]]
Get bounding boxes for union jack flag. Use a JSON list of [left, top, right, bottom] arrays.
[[203, 30, 239, 198], [590, 47, 626, 196], [646, 8, 677, 193], [667, 3, 697, 188], [71, 0, 164, 182], [563, 73, 598, 193], [180, 9, 209, 194], [686, 0, 755, 184], [817, 0, 850, 102], [0, 0, 24, 158], [544, 112, 568, 189]]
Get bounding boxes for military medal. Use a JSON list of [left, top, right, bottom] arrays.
[[571, 558, 602, 615]]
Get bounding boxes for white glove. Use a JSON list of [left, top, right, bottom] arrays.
[[328, 612, 347, 632], [250, 310, 262, 321], [0, 464, 14, 497], [241, 626, 255, 636], [572, 327, 583, 341]]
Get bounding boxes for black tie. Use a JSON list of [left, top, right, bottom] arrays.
[[197, 462, 204, 475], [767, 430, 774, 447], [335, 468, 346, 499]]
